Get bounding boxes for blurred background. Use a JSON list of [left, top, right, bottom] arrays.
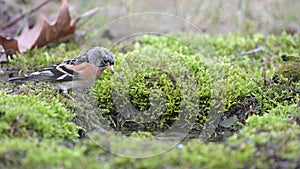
[[2, 0, 300, 39]]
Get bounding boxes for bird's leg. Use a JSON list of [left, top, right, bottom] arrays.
[[62, 90, 74, 101]]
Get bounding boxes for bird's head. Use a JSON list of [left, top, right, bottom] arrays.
[[85, 47, 115, 74]]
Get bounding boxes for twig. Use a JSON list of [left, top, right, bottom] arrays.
[[72, 7, 103, 25], [235, 46, 265, 57], [1, 0, 57, 30]]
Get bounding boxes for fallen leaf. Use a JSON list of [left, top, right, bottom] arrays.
[[0, 37, 18, 53], [0, 0, 101, 54], [17, 0, 75, 53]]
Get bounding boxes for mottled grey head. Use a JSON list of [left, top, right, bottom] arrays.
[[85, 47, 114, 73]]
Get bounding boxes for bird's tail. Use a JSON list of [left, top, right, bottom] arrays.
[[8, 76, 31, 82]]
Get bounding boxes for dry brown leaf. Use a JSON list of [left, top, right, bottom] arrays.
[[0, 0, 101, 54], [16, 0, 74, 52], [0, 36, 19, 53]]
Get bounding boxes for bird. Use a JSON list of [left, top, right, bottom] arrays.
[[8, 47, 114, 99]]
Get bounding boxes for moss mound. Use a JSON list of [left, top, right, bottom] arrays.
[[0, 92, 80, 140]]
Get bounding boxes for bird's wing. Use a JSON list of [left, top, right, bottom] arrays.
[[8, 64, 80, 82], [62, 55, 86, 65]]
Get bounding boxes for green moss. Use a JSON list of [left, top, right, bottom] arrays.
[[108, 105, 300, 169], [94, 45, 201, 131], [93, 34, 269, 132], [0, 92, 79, 140], [266, 32, 300, 55], [226, 109, 300, 168], [281, 55, 300, 62], [0, 138, 101, 169], [2, 32, 300, 169], [130, 131, 153, 138], [275, 60, 300, 81]]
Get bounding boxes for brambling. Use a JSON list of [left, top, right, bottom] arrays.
[[8, 47, 114, 98]]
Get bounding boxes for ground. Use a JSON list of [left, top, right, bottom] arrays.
[[0, 1, 300, 169]]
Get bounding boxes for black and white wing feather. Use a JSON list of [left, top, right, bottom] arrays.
[[8, 64, 79, 82]]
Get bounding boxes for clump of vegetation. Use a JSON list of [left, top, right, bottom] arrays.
[[94, 33, 300, 135], [0, 83, 80, 140], [94, 46, 201, 132], [0, 138, 102, 169], [275, 55, 300, 81]]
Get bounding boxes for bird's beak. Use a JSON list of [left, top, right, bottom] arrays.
[[107, 65, 114, 74]]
